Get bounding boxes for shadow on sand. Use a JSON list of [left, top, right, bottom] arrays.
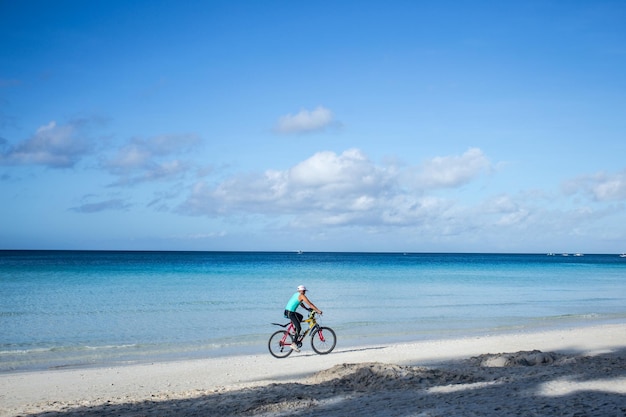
[[24, 348, 626, 417]]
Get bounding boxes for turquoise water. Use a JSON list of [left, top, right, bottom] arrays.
[[1, 251, 625, 372]]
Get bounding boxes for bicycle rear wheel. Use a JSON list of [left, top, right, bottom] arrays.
[[268, 330, 293, 358], [311, 326, 336, 354]]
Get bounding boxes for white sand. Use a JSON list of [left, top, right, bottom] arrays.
[[2, 323, 626, 416]]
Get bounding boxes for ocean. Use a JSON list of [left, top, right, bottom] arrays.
[[1, 250, 625, 372]]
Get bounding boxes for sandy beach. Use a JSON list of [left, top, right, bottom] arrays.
[[2, 323, 626, 416]]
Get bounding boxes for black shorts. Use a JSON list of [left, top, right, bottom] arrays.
[[284, 309, 303, 322]]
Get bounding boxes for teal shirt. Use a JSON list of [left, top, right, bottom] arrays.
[[285, 292, 301, 312]]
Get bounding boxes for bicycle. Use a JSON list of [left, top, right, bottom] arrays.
[[268, 310, 337, 358]]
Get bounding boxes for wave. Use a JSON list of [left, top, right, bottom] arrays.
[[0, 343, 142, 357]]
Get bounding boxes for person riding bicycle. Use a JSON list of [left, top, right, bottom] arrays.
[[284, 285, 323, 351]]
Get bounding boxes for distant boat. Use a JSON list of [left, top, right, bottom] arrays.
[[620, 253, 626, 258], [562, 253, 569, 257], [297, 250, 303, 255], [546, 253, 555, 256], [574, 253, 584, 257]]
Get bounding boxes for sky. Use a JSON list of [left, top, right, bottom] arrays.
[[1, 1, 625, 253]]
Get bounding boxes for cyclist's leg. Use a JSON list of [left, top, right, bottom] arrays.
[[286, 311, 303, 351], [295, 312, 304, 340], [288, 311, 303, 339]]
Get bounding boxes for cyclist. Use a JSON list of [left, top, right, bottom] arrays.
[[284, 285, 323, 351]]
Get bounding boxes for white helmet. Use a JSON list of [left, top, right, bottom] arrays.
[[297, 285, 307, 292]]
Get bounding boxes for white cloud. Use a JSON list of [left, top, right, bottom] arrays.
[[404, 147, 490, 189], [274, 106, 337, 134], [290, 148, 370, 185], [494, 208, 531, 227], [563, 170, 626, 201], [0, 120, 92, 168], [102, 134, 201, 186], [178, 148, 491, 230]]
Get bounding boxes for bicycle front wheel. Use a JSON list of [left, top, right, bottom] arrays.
[[311, 326, 336, 354], [268, 330, 293, 358]]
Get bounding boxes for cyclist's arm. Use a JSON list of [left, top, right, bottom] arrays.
[[300, 294, 322, 315]]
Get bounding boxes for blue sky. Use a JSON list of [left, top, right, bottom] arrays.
[[1, 1, 625, 253]]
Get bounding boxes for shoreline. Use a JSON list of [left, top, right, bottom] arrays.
[[2, 322, 626, 416], [6, 315, 625, 375]]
